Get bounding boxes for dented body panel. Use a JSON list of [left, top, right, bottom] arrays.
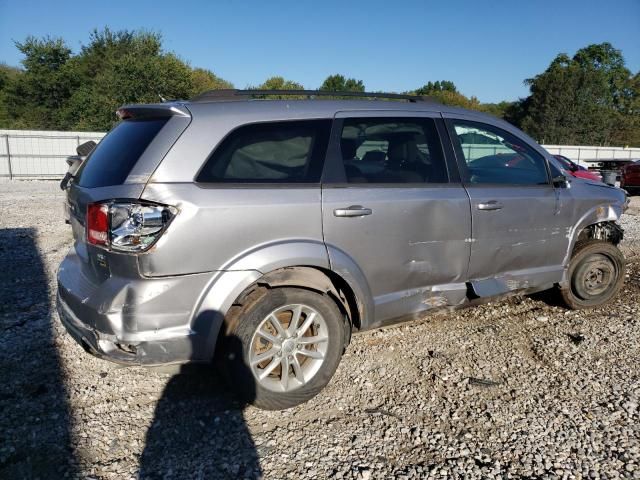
[[465, 185, 570, 295], [322, 185, 472, 325]]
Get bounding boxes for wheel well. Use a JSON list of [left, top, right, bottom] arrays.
[[229, 266, 361, 331], [576, 221, 623, 248]]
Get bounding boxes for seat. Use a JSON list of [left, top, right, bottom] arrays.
[[386, 140, 423, 183], [341, 138, 367, 183], [361, 150, 386, 164]]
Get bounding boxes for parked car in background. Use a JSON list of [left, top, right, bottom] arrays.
[[57, 90, 628, 410], [621, 160, 640, 194], [553, 154, 602, 182], [596, 159, 635, 185]]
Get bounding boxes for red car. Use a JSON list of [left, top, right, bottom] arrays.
[[553, 155, 603, 182], [621, 160, 640, 194]]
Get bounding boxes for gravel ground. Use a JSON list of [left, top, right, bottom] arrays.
[[1, 180, 639, 480]]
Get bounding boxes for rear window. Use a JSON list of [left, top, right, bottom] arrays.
[[75, 118, 168, 188], [196, 120, 331, 183]]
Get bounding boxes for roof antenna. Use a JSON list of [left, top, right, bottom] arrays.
[[158, 93, 168, 103]]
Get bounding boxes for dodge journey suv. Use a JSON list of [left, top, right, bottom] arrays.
[[57, 90, 627, 409]]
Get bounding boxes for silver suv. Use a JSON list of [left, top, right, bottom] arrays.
[[57, 90, 627, 409]]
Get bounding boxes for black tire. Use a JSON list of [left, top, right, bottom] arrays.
[[559, 240, 625, 309], [220, 288, 346, 410]]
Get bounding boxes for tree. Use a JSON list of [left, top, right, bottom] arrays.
[[415, 80, 457, 95], [189, 68, 233, 96], [1, 28, 234, 131], [257, 76, 304, 90], [62, 29, 198, 130], [4, 36, 77, 129], [0, 64, 22, 127], [319, 74, 365, 92], [478, 101, 517, 119], [519, 43, 638, 146], [247, 76, 305, 99], [413, 80, 480, 109]]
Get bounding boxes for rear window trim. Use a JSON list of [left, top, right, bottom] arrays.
[[194, 118, 332, 186]]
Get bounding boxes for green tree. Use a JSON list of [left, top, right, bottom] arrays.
[[415, 80, 458, 95], [478, 101, 516, 119], [247, 76, 305, 99], [62, 29, 197, 130], [189, 68, 233, 96], [4, 36, 77, 129], [257, 76, 304, 90], [413, 80, 480, 109], [1, 28, 234, 131], [520, 43, 638, 146], [319, 74, 365, 92], [0, 63, 23, 127]]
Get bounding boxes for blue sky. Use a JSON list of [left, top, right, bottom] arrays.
[[0, 0, 638, 103]]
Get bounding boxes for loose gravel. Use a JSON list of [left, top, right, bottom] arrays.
[[1, 180, 639, 480]]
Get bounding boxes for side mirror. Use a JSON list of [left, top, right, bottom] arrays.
[[76, 140, 96, 157], [552, 174, 570, 188]]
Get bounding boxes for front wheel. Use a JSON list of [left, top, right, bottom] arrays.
[[559, 240, 625, 309], [221, 288, 346, 410]]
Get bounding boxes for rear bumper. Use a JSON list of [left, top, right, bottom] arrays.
[[56, 290, 196, 365], [56, 248, 217, 366]]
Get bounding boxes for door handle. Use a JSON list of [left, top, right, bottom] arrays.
[[333, 205, 372, 217], [477, 200, 503, 211]]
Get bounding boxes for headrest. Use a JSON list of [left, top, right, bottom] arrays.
[[340, 138, 359, 160]]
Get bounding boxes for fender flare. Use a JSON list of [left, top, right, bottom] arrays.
[[561, 203, 624, 284], [564, 203, 623, 262], [190, 240, 374, 359]]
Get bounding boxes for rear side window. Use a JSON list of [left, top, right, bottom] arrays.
[[197, 120, 331, 183], [75, 119, 168, 188]]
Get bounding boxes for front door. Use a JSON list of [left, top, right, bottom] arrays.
[[321, 112, 472, 325], [445, 117, 569, 296]]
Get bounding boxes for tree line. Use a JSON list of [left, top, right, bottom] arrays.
[[0, 28, 638, 146]]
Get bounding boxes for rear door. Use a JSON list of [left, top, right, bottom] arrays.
[[444, 117, 568, 295], [321, 111, 472, 325]]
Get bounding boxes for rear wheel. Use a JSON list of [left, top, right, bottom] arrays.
[[221, 288, 346, 410], [559, 240, 625, 309]]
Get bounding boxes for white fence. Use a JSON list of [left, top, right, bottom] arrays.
[[0, 129, 105, 179], [543, 145, 640, 166], [1, 129, 639, 180]]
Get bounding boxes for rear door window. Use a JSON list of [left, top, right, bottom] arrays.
[[75, 118, 168, 188], [197, 120, 331, 183], [338, 118, 448, 183]]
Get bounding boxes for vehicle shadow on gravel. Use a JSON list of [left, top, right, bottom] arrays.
[[138, 336, 262, 479], [0, 228, 79, 478]]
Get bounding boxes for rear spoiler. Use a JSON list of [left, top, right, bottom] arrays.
[[116, 103, 191, 120]]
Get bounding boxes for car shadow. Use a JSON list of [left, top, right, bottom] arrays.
[[0, 228, 79, 478], [528, 288, 567, 308], [138, 335, 262, 479]]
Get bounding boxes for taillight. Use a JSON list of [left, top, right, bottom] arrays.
[[86, 201, 177, 252], [87, 203, 109, 245]]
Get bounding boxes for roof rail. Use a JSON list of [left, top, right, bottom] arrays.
[[190, 89, 435, 103]]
